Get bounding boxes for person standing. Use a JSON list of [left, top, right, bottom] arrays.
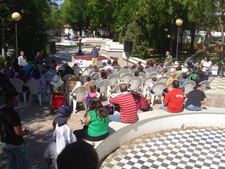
[[0, 90, 30, 169], [91, 45, 100, 66], [18, 51, 28, 68], [164, 51, 173, 67], [34, 52, 45, 65], [185, 84, 208, 111]]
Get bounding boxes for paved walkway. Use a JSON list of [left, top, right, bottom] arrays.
[[0, 40, 225, 168]]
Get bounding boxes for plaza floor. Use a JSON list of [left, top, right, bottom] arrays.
[[0, 40, 225, 168]]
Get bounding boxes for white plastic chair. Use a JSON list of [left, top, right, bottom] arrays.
[[151, 82, 167, 106], [26, 80, 44, 106], [142, 76, 153, 97], [180, 80, 196, 95], [83, 66, 93, 76], [145, 68, 153, 76], [120, 73, 133, 83], [98, 79, 111, 100], [176, 73, 183, 81], [110, 82, 127, 96], [167, 82, 173, 91], [199, 80, 210, 92], [128, 77, 142, 92], [11, 78, 28, 103], [138, 72, 147, 79], [131, 68, 138, 75], [71, 86, 89, 113], [80, 75, 91, 84], [157, 76, 169, 83], [112, 66, 121, 73], [148, 72, 157, 77], [84, 80, 99, 88], [108, 73, 120, 88], [63, 74, 75, 83], [118, 69, 131, 78], [92, 73, 100, 80], [73, 66, 83, 76]]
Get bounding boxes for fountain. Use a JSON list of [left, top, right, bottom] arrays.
[[76, 38, 85, 56]]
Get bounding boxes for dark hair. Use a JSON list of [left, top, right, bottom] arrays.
[[57, 140, 99, 169], [172, 80, 179, 88], [17, 69, 25, 77], [176, 65, 182, 71], [90, 85, 97, 92], [197, 71, 204, 78], [5, 90, 18, 103], [134, 71, 139, 77], [86, 76, 91, 82], [131, 64, 137, 70], [204, 55, 210, 61], [138, 61, 142, 65], [100, 71, 107, 79], [112, 59, 119, 66], [181, 73, 187, 79], [32, 69, 41, 79], [107, 60, 111, 65], [89, 97, 109, 120]]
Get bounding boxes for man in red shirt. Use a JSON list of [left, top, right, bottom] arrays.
[[109, 84, 138, 123], [160, 80, 184, 113]]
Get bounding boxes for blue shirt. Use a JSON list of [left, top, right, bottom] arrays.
[[91, 48, 99, 58]]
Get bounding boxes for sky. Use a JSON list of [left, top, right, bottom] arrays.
[[55, 0, 64, 5]]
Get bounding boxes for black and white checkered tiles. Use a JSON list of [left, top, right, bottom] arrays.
[[100, 129, 225, 169]]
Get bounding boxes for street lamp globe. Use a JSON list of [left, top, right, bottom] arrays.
[[176, 18, 183, 27], [12, 12, 21, 21]]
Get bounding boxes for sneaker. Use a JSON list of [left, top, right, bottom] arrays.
[[202, 107, 207, 110]]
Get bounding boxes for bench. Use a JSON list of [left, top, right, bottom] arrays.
[[91, 107, 225, 161]]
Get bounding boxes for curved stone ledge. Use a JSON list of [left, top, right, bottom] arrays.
[[96, 107, 225, 161]]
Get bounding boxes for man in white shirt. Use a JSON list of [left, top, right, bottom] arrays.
[[18, 51, 27, 67]]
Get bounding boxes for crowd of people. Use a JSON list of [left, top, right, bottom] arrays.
[[0, 49, 215, 169]]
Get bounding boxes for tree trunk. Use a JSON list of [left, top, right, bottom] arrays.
[[1, 19, 6, 58], [219, 14, 224, 51], [190, 26, 196, 54]]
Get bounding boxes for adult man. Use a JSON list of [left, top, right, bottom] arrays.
[[185, 84, 207, 111], [109, 84, 138, 123], [91, 45, 100, 66], [104, 60, 114, 72], [34, 51, 44, 65], [0, 90, 30, 169], [160, 80, 184, 113], [164, 51, 173, 67], [194, 71, 208, 85], [18, 51, 28, 67]]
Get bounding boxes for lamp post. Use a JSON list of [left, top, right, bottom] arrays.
[[175, 18, 183, 60], [12, 12, 21, 58]]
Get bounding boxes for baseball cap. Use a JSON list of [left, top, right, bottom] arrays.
[[55, 105, 72, 125]]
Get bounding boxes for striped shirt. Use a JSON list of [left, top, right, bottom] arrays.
[[109, 92, 138, 123]]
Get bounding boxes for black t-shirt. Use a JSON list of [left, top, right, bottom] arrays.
[[0, 106, 24, 145], [186, 89, 206, 107]]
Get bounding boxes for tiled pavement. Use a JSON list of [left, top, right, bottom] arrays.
[[100, 128, 225, 169], [1, 42, 225, 168]]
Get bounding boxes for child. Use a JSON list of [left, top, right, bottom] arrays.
[[80, 85, 99, 123]]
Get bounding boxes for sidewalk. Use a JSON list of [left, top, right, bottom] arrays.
[[1, 38, 225, 168]]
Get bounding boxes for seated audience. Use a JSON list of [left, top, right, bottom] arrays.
[[97, 70, 107, 82], [80, 85, 99, 123], [175, 65, 183, 75], [200, 55, 212, 76], [109, 84, 138, 123], [112, 59, 120, 66], [194, 71, 208, 85], [83, 76, 91, 86], [160, 80, 184, 113], [16, 69, 29, 92], [30, 69, 45, 93], [179, 73, 190, 86], [104, 60, 114, 72], [166, 72, 177, 86], [57, 140, 99, 169], [184, 84, 208, 111], [74, 97, 109, 141]]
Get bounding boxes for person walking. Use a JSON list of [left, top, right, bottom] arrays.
[[0, 90, 30, 169]]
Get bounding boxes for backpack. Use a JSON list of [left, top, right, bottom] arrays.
[[131, 92, 152, 112]]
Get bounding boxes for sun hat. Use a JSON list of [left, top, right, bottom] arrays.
[[55, 105, 72, 125]]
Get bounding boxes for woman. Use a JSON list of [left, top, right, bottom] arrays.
[[200, 55, 212, 76], [74, 97, 109, 141], [30, 69, 45, 93]]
